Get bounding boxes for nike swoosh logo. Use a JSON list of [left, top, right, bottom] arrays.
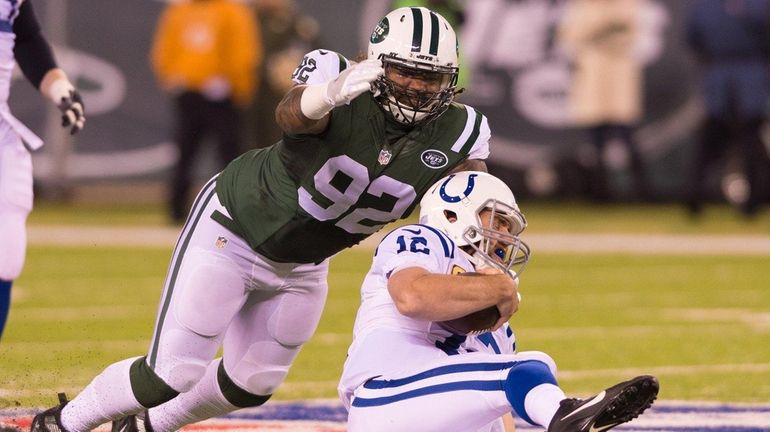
[[403, 228, 422, 235], [318, 49, 328, 55], [561, 391, 607, 421], [589, 422, 620, 432]]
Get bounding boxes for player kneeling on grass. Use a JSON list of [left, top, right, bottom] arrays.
[[338, 171, 659, 432]]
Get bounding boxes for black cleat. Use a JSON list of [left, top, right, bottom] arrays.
[[548, 375, 659, 432], [30, 393, 70, 432], [111, 411, 152, 432]]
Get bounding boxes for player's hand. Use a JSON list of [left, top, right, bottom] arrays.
[[324, 59, 384, 107], [57, 87, 86, 135], [477, 268, 520, 330]]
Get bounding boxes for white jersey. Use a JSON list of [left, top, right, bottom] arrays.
[[0, 0, 42, 149], [338, 223, 559, 432], [339, 223, 516, 409]]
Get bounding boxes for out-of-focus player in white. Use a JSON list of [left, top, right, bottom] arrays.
[[339, 171, 659, 432], [0, 0, 85, 340]]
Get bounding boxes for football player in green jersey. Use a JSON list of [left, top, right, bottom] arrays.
[[31, 7, 495, 432]]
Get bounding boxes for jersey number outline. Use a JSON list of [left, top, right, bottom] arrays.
[[291, 56, 317, 83], [396, 235, 429, 255], [298, 155, 417, 235]]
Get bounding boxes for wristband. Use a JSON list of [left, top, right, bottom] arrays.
[[300, 82, 335, 120]]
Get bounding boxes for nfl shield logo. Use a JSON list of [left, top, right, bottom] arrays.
[[215, 236, 228, 249], [378, 149, 392, 165]]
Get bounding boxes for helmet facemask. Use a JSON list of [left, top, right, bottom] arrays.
[[459, 199, 531, 280], [373, 54, 459, 126]]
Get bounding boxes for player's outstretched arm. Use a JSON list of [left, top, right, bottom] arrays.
[[387, 266, 519, 325], [275, 85, 330, 135], [275, 59, 383, 135]]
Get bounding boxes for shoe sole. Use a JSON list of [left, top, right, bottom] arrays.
[[594, 375, 660, 429]]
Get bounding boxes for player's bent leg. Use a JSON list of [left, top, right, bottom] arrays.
[[47, 357, 175, 432], [145, 260, 330, 432], [503, 358, 563, 427], [150, 246, 248, 392], [147, 359, 271, 432], [347, 353, 524, 432], [223, 261, 330, 395]]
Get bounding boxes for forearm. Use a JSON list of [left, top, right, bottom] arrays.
[[275, 85, 330, 135], [389, 268, 511, 321]]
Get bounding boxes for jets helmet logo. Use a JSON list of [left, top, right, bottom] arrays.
[[370, 18, 389, 43]]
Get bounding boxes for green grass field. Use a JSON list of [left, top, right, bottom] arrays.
[[1, 202, 769, 408]]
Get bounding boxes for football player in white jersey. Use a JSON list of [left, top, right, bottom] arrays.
[[339, 171, 659, 432], [0, 0, 85, 340]]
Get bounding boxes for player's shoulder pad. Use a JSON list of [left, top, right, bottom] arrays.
[[292, 49, 352, 85], [443, 102, 491, 159]]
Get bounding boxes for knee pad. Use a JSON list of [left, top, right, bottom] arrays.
[[174, 248, 246, 337], [153, 328, 220, 392], [504, 360, 558, 425], [225, 340, 300, 396]]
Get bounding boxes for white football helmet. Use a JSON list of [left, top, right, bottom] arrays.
[[419, 171, 531, 278], [368, 7, 460, 126]]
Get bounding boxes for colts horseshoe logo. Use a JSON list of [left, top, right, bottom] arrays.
[[439, 173, 477, 203]]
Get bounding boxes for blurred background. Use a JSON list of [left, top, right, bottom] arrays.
[[10, 0, 770, 218]]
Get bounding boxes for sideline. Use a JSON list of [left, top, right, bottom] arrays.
[[27, 225, 770, 254]]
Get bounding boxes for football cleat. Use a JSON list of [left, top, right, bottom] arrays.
[[110, 411, 152, 432], [30, 393, 70, 432], [548, 375, 659, 432]]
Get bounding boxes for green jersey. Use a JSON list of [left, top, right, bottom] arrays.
[[216, 52, 490, 264]]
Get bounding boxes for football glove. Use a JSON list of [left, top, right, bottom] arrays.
[[300, 59, 384, 120], [48, 79, 86, 135], [324, 59, 384, 107]]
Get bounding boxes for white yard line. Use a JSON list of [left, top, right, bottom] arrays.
[[28, 225, 770, 254]]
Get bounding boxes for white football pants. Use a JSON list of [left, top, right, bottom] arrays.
[[148, 176, 329, 396], [0, 137, 33, 280], [346, 349, 557, 432]]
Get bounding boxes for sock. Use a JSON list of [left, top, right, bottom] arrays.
[[61, 357, 145, 432], [503, 360, 561, 426], [524, 383, 567, 427], [149, 358, 270, 432], [148, 360, 237, 432], [0, 279, 11, 339]]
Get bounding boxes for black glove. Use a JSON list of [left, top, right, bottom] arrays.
[[57, 88, 85, 135]]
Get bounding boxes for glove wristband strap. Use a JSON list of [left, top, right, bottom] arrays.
[[300, 83, 335, 120]]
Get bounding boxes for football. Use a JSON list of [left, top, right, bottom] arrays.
[[437, 272, 501, 335]]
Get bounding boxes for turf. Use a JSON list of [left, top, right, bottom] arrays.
[[1, 202, 768, 408]]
